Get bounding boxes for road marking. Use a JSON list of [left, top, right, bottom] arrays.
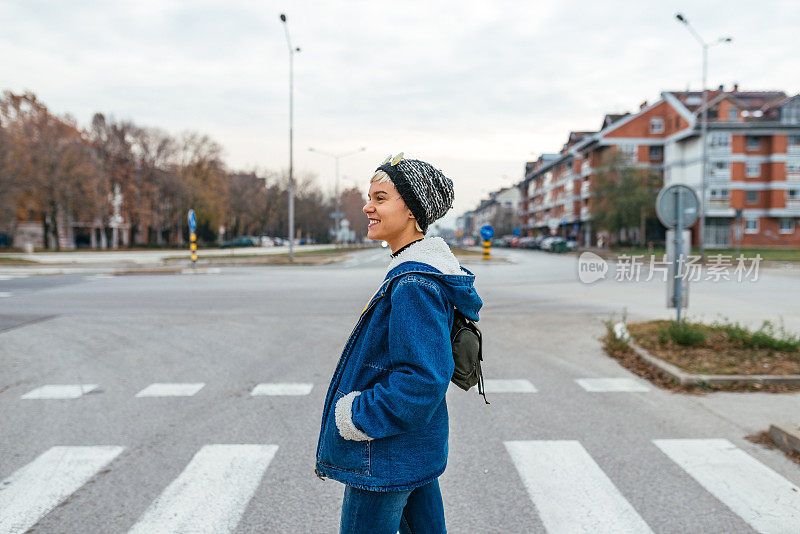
[[251, 382, 314, 396], [21, 384, 99, 399], [85, 274, 114, 280], [0, 275, 28, 281], [575, 378, 650, 392], [135, 383, 206, 397], [504, 440, 654, 534], [481, 379, 537, 393], [128, 444, 278, 534], [0, 292, 11, 298], [654, 439, 800, 533], [0, 445, 124, 534]]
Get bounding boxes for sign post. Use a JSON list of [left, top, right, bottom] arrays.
[[656, 185, 699, 323], [480, 225, 494, 260], [188, 209, 197, 267]]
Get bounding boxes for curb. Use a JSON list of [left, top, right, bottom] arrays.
[[613, 323, 800, 387], [769, 423, 800, 456]]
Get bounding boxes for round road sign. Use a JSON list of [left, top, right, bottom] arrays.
[[656, 184, 699, 229]]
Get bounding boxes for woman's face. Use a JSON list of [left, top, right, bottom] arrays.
[[362, 179, 414, 242]]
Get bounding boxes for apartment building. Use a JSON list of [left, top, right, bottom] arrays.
[[517, 86, 800, 248], [663, 88, 800, 248]]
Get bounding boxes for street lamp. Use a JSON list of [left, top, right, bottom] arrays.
[[308, 146, 366, 243], [675, 13, 732, 259], [280, 13, 300, 261]]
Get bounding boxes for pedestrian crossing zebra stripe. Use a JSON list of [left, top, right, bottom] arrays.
[[135, 383, 206, 397], [654, 439, 800, 534], [0, 445, 124, 534], [21, 384, 98, 399], [504, 440, 654, 534], [127, 444, 278, 534], [251, 383, 314, 396]]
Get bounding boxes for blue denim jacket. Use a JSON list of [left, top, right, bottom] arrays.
[[315, 237, 483, 491]]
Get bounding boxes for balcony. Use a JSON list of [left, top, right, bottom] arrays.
[[707, 199, 730, 209], [708, 144, 731, 156], [580, 182, 590, 196], [788, 172, 800, 183], [580, 206, 590, 218], [788, 145, 800, 156], [787, 199, 800, 211], [580, 162, 592, 177]]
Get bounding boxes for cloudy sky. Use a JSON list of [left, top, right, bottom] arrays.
[[3, 0, 799, 229]]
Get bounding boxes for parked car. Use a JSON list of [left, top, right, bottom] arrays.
[[260, 236, 275, 246], [220, 236, 259, 248], [565, 239, 579, 251]]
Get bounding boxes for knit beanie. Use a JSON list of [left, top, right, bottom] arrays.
[[374, 153, 454, 234]]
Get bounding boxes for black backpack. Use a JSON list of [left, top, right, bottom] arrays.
[[450, 309, 489, 404]]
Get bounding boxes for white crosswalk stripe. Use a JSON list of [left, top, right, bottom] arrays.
[[0, 292, 11, 298], [251, 382, 314, 395], [0, 445, 124, 534], [128, 444, 278, 534], [0, 275, 28, 281], [481, 379, 537, 393], [575, 378, 650, 392], [654, 438, 800, 533], [504, 440, 654, 534], [21, 384, 99, 399], [135, 383, 206, 397]]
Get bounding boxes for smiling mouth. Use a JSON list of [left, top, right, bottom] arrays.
[[368, 219, 380, 228]]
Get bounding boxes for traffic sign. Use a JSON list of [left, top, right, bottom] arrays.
[[188, 209, 197, 231], [480, 225, 494, 240], [656, 185, 699, 229], [513, 227, 521, 237]]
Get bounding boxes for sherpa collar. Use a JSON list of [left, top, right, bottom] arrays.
[[385, 236, 463, 275]]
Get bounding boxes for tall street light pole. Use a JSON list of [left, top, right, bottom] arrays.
[[308, 147, 366, 242], [675, 13, 732, 260], [280, 13, 300, 261]]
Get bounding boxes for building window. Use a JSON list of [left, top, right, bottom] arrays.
[[728, 108, 738, 120], [780, 218, 794, 234], [744, 217, 759, 233], [746, 136, 761, 150], [710, 188, 729, 199], [617, 143, 637, 163], [710, 132, 731, 147], [746, 191, 758, 204], [648, 146, 663, 160], [650, 117, 664, 134], [789, 135, 800, 146], [789, 189, 800, 200], [787, 161, 800, 173], [746, 162, 760, 177], [713, 161, 730, 171], [783, 103, 800, 124]]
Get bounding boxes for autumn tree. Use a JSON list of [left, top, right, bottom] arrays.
[[591, 150, 661, 246]]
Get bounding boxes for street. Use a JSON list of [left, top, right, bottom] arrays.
[[1, 247, 799, 533]]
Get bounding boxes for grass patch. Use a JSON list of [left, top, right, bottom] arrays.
[[627, 318, 799, 376], [0, 257, 39, 264], [608, 246, 800, 262]]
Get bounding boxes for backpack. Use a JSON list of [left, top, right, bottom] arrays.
[[450, 308, 489, 404]]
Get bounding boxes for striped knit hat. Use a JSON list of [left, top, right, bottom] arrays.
[[374, 153, 454, 234]]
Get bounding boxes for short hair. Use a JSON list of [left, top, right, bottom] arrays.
[[370, 170, 392, 184]]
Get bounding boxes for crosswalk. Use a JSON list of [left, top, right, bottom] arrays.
[[1, 439, 797, 533], [16, 378, 653, 400]]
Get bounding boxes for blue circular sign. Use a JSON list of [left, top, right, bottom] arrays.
[[480, 225, 494, 240], [512, 227, 521, 237]]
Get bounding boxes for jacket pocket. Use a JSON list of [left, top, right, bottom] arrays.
[[319, 390, 371, 475]]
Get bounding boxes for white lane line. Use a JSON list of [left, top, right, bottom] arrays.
[[0, 445, 124, 534], [0, 275, 28, 281], [575, 378, 650, 392], [654, 439, 800, 533], [85, 274, 114, 280], [128, 444, 278, 534], [135, 383, 206, 397], [0, 292, 11, 298], [481, 379, 537, 393], [505, 440, 654, 534], [250, 382, 313, 396], [21, 384, 99, 399]]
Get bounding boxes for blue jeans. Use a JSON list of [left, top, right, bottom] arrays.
[[339, 478, 446, 534]]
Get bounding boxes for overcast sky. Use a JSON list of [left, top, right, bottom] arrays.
[[3, 0, 799, 230]]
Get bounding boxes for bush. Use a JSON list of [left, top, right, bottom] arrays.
[[658, 321, 707, 346], [713, 317, 800, 353]]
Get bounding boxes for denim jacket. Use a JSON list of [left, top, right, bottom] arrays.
[[315, 236, 483, 491]]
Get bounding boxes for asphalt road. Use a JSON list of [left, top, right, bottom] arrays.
[[1, 248, 799, 533]]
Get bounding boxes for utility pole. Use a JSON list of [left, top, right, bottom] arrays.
[[280, 13, 300, 261]]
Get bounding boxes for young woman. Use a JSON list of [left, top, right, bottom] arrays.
[[315, 153, 483, 534]]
